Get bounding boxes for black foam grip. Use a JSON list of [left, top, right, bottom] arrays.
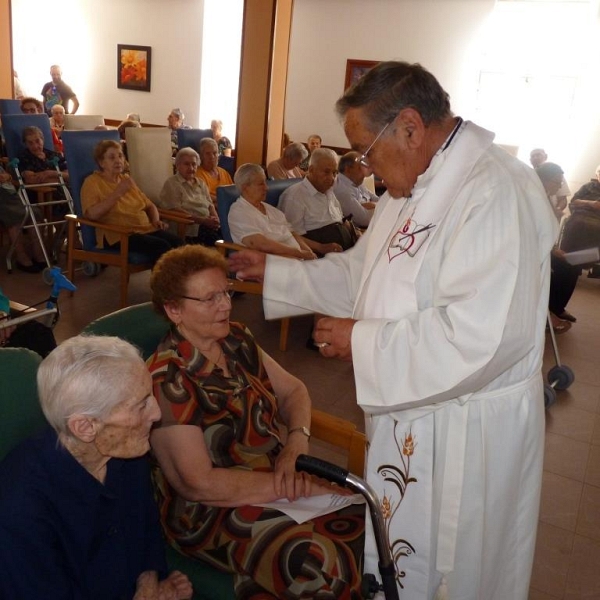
[[295, 454, 349, 486]]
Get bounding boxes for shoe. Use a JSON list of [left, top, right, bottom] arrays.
[[15, 261, 44, 274], [556, 310, 576, 323], [33, 261, 48, 271], [588, 266, 600, 279], [548, 314, 572, 335]]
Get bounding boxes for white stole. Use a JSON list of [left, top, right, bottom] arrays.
[[356, 122, 495, 598]]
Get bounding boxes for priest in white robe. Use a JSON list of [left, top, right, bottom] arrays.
[[230, 62, 558, 600]]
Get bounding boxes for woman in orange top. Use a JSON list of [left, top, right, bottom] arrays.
[[81, 140, 182, 264]]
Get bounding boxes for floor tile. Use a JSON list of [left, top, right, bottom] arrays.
[[564, 535, 600, 598], [540, 472, 583, 532], [544, 433, 590, 482], [584, 445, 600, 488], [545, 402, 595, 444], [575, 484, 600, 543]]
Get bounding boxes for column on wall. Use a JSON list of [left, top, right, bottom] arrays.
[[0, 0, 13, 97], [235, 0, 293, 167]]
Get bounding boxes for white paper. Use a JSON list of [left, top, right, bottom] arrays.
[[563, 247, 600, 266], [254, 493, 365, 524]]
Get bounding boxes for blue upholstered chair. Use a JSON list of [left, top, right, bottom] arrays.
[[215, 179, 302, 351], [62, 130, 154, 308], [177, 128, 213, 152], [1, 113, 54, 160], [0, 98, 22, 116]]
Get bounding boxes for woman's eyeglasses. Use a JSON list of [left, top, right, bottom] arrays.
[[180, 285, 234, 307]]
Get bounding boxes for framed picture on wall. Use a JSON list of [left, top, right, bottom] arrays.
[[117, 44, 152, 92], [344, 59, 379, 91]]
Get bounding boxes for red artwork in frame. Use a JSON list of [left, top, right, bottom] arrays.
[[117, 44, 152, 92]]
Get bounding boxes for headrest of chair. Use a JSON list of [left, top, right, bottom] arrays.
[[63, 114, 105, 130], [266, 178, 302, 207], [177, 128, 214, 152], [1, 113, 54, 160], [0, 98, 23, 116]]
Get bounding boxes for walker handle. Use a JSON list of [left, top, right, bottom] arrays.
[[295, 454, 349, 486]]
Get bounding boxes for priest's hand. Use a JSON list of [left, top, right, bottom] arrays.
[[228, 249, 266, 282], [313, 317, 356, 361]]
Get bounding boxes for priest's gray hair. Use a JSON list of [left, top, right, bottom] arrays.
[[37, 335, 145, 437], [234, 163, 265, 191], [336, 61, 452, 132]]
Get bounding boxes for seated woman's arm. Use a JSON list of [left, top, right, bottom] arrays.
[[241, 233, 315, 260], [570, 198, 600, 212], [22, 169, 63, 185], [144, 200, 166, 230], [83, 176, 135, 221]]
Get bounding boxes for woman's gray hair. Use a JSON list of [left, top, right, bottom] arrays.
[[234, 163, 265, 191], [175, 146, 200, 165], [37, 335, 145, 437], [335, 61, 452, 132], [283, 142, 308, 162], [199, 137, 218, 153], [22, 125, 44, 143]]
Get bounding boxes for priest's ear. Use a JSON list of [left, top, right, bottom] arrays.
[[395, 108, 425, 148]]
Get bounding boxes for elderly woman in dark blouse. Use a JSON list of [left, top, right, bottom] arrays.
[[0, 335, 192, 599], [18, 125, 68, 186]]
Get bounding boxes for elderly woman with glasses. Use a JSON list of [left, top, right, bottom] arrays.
[[0, 335, 192, 600], [147, 245, 364, 599]]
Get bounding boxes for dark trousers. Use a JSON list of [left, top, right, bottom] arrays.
[[549, 253, 580, 315], [108, 230, 183, 265]]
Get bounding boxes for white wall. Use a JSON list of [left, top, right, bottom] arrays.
[[285, 0, 494, 148], [12, 0, 205, 127], [285, 0, 600, 190]]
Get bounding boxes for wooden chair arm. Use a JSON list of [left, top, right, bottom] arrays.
[[158, 209, 195, 224], [65, 213, 140, 235], [216, 240, 246, 254]]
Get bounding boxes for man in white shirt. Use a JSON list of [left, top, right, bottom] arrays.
[[333, 151, 378, 228], [231, 61, 557, 600], [278, 148, 355, 255]]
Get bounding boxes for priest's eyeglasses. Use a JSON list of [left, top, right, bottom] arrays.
[[358, 119, 394, 168], [180, 284, 234, 307]]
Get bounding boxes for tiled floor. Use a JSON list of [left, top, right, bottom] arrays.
[[1, 250, 599, 599]]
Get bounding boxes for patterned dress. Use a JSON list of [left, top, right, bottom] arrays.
[[148, 323, 364, 599]]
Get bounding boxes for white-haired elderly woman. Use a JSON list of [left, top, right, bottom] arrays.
[[195, 137, 233, 203], [229, 163, 316, 260], [0, 335, 192, 600], [158, 147, 221, 247], [210, 119, 232, 157], [266, 142, 308, 180]]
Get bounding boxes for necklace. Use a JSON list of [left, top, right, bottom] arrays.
[[205, 344, 223, 366]]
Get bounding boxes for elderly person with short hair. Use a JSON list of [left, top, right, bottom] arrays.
[[18, 124, 68, 186], [333, 151, 378, 228], [278, 147, 354, 254], [49, 104, 65, 134], [195, 137, 233, 203], [147, 245, 364, 599], [210, 119, 232, 157], [167, 108, 191, 154], [266, 142, 308, 180], [81, 140, 182, 263], [299, 134, 322, 172], [228, 163, 315, 259], [0, 335, 192, 599], [158, 147, 221, 246]]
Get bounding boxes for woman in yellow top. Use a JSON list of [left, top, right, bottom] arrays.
[[195, 137, 233, 203], [81, 140, 182, 264]]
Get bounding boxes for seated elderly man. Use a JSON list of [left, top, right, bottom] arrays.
[[195, 137, 233, 203], [229, 163, 315, 259], [158, 147, 221, 246], [299, 134, 322, 172], [0, 335, 192, 599], [266, 142, 308, 180], [333, 150, 378, 228], [167, 108, 191, 155], [278, 147, 355, 255]]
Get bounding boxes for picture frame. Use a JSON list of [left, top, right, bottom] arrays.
[[117, 44, 152, 92], [344, 59, 379, 91]]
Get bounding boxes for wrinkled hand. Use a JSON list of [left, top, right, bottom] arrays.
[[158, 571, 193, 600], [115, 177, 135, 196], [298, 249, 317, 260], [274, 434, 310, 500], [321, 242, 343, 254], [228, 249, 266, 282], [152, 220, 169, 231], [313, 317, 356, 361], [203, 216, 220, 230]]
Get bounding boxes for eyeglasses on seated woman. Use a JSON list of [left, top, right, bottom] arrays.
[[147, 244, 365, 599]]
